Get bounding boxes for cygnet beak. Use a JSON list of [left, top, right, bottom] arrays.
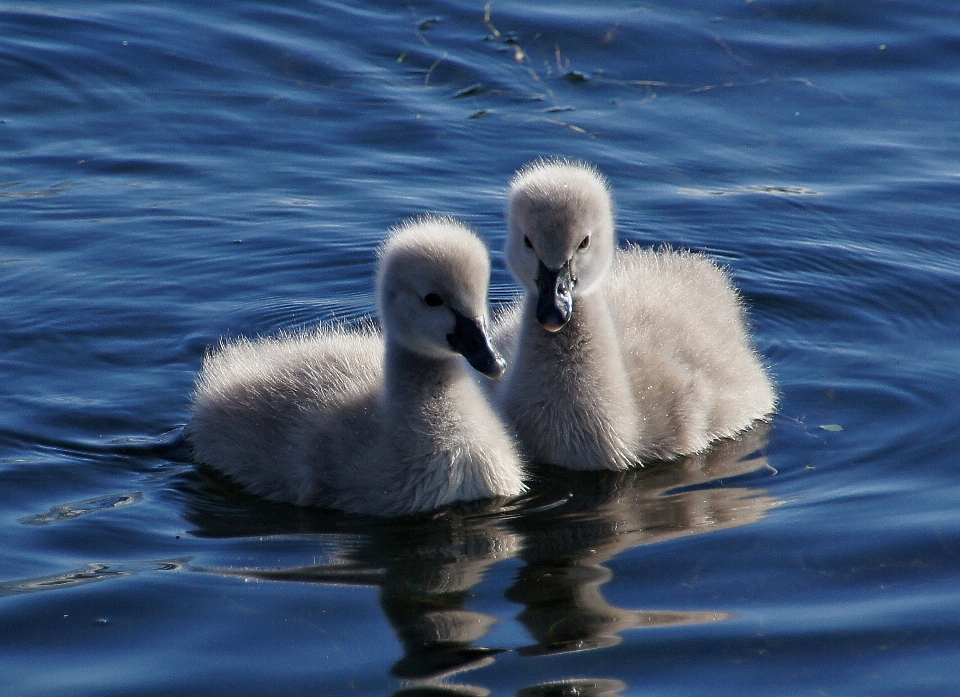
[[535, 259, 574, 332], [447, 310, 506, 379]]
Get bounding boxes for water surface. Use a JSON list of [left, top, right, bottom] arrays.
[[2, 1, 960, 695]]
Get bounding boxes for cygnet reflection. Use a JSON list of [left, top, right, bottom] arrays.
[[178, 423, 776, 695], [506, 424, 777, 657], [180, 486, 519, 690]]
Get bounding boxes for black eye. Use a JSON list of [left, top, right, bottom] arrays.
[[424, 293, 444, 307], [523, 236, 533, 248], [578, 236, 591, 250]]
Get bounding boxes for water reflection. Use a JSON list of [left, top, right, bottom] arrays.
[[508, 425, 776, 657], [183, 492, 519, 693], [518, 678, 627, 697], [180, 424, 776, 695]]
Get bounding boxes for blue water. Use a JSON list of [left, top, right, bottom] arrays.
[[3, 0, 960, 694]]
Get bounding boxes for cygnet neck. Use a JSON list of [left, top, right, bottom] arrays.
[[508, 285, 641, 469], [383, 340, 469, 425]]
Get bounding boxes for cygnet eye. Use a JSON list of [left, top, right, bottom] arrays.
[[523, 236, 533, 249], [423, 293, 444, 307], [578, 235, 591, 250]]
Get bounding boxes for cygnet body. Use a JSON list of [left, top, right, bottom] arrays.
[[495, 160, 776, 470], [188, 218, 525, 516]]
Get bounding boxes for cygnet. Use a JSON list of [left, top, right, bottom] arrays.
[[188, 217, 525, 515], [494, 160, 776, 470]]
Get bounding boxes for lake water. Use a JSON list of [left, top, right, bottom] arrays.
[[2, 0, 960, 694]]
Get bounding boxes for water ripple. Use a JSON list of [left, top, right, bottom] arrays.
[[19, 492, 144, 525], [0, 558, 190, 598]]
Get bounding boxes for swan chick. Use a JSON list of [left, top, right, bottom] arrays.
[[498, 160, 776, 470], [188, 217, 525, 516]]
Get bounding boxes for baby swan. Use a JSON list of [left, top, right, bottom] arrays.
[[188, 217, 524, 516], [497, 160, 776, 470]]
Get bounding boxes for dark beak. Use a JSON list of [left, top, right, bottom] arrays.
[[535, 259, 574, 332], [447, 311, 506, 379]]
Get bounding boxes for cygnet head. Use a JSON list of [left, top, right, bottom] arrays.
[[377, 216, 505, 378], [507, 160, 615, 331]]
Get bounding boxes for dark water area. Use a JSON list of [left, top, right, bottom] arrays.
[[2, 0, 960, 694]]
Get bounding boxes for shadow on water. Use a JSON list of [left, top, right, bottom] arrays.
[[177, 423, 777, 695]]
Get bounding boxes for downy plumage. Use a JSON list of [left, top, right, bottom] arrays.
[[494, 160, 776, 470], [189, 217, 525, 515]]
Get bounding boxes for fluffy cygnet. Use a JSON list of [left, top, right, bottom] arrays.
[[494, 160, 776, 470], [188, 217, 525, 516]]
